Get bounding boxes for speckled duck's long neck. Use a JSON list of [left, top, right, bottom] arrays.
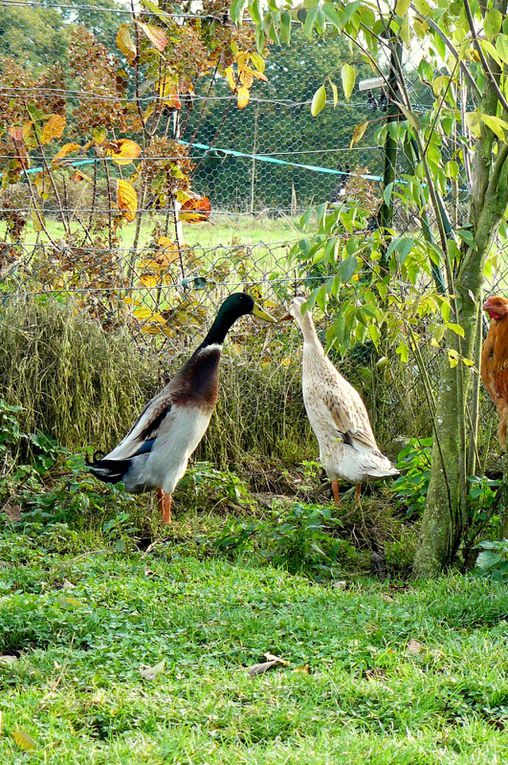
[[296, 309, 323, 353]]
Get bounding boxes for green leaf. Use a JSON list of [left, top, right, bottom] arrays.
[[395, 0, 410, 14], [341, 1, 361, 24], [480, 114, 508, 140], [445, 160, 459, 179], [397, 103, 421, 130], [304, 6, 319, 37], [368, 323, 381, 345], [400, 14, 410, 46], [311, 85, 327, 117], [280, 10, 292, 44], [413, 0, 431, 15], [350, 121, 368, 147], [341, 63, 356, 101], [337, 255, 358, 282], [249, 0, 261, 24], [322, 3, 343, 29], [485, 8, 502, 37], [496, 33, 508, 64], [329, 78, 339, 107], [479, 38, 503, 66], [387, 236, 415, 265], [457, 227, 475, 246], [230, 0, 247, 23], [446, 322, 465, 338], [396, 341, 409, 363], [383, 181, 394, 206]]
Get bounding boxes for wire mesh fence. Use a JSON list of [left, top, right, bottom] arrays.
[[0, 2, 388, 342]]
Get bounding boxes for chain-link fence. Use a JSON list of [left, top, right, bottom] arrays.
[[0, 3, 389, 342]]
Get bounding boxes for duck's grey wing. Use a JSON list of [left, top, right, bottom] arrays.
[[104, 391, 174, 461]]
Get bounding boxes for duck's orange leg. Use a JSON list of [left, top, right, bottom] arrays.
[[331, 479, 340, 506], [354, 484, 361, 504], [157, 489, 173, 524]]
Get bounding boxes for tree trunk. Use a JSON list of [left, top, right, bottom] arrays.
[[414, 196, 508, 576], [413, 290, 477, 576]]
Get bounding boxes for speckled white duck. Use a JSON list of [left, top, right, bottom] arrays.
[[288, 296, 399, 503], [87, 293, 276, 523]]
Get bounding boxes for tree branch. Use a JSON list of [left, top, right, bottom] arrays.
[[412, 8, 481, 99], [463, 0, 508, 113]]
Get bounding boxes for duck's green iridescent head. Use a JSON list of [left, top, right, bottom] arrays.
[[199, 292, 276, 349]]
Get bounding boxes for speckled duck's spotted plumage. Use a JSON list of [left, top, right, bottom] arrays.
[[290, 297, 399, 485]]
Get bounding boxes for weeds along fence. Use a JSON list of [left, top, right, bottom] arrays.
[[0, 1, 503, 472]]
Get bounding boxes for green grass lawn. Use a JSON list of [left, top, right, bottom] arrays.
[[2, 214, 300, 251], [1, 530, 507, 764]]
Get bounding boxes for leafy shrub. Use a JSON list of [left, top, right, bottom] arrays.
[[175, 461, 256, 514], [475, 540, 508, 580], [0, 399, 141, 548], [392, 437, 432, 517], [208, 501, 370, 581]]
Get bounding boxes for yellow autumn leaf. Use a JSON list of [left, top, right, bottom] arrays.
[[116, 23, 136, 62], [133, 306, 154, 320], [11, 731, 37, 752], [250, 52, 265, 73], [350, 121, 368, 148], [57, 596, 85, 609], [42, 114, 66, 144], [22, 121, 33, 143], [108, 139, 142, 166], [142, 323, 164, 335], [139, 274, 159, 287], [224, 66, 236, 92], [136, 21, 168, 52], [117, 179, 138, 222], [157, 236, 180, 265], [52, 142, 81, 163], [149, 312, 166, 324], [237, 86, 250, 109], [158, 235, 174, 250], [122, 296, 140, 306], [156, 77, 181, 108], [252, 69, 268, 82]]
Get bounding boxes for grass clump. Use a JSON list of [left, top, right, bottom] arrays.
[[0, 297, 160, 453]]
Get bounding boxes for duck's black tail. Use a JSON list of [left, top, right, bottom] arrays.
[[85, 451, 131, 485]]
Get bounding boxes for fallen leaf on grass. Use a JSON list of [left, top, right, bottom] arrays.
[[0, 655, 18, 666], [57, 596, 85, 610], [247, 652, 290, 676], [11, 730, 37, 751], [407, 639, 423, 655], [264, 652, 290, 665], [247, 660, 281, 676], [364, 667, 386, 680], [139, 659, 165, 681], [293, 665, 310, 674]]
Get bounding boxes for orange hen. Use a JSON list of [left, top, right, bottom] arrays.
[[481, 295, 508, 448]]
